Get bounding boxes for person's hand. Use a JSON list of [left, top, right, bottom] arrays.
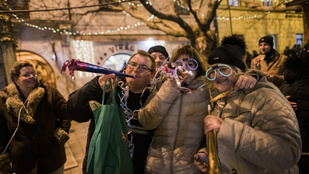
[[166, 76, 178, 89], [286, 96, 298, 110], [267, 74, 275, 83], [166, 70, 190, 89], [98, 74, 116, 91], [252, 56, 261, 65], [176, 68, 192, 84], [204, 115, 223, 134], [194, 152, 208, 173], [234, 75, 257, 90]]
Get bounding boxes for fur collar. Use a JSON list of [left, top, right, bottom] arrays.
[[0, 83, 45, 124]]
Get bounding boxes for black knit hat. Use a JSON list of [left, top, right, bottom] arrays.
[[208, 35, 246, 71], [148, 45, 169, 59], [259, 35, 274, 48]]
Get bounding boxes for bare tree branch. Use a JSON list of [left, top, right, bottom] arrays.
[[138, 0, 195, 41]]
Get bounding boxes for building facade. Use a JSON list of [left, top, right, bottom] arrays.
[[1, 0, 304, 98]]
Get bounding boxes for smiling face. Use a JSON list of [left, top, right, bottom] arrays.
[[259, 42, 272, 54], [14, 66, 37, 92], [150, 52, 167, 70], [211, 64, 237, 92], [125, 54, 154, 93]]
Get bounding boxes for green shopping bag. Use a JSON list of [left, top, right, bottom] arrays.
[[86, 80, 133, 174]]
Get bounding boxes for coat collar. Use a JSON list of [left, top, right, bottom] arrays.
[[0, 83, 45, 124]]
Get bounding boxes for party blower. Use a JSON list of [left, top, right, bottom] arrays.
[[61, 59, 134, 79]]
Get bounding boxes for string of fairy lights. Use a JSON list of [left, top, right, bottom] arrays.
[[3, 0, 272, 36]]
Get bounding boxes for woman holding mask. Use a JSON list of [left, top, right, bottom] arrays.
[[0, 60, 70, 174], [138, 45, 257, 173], [194, 35, 301, 174]]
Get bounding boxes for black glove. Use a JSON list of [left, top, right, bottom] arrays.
[[53, 127, 70, 144]]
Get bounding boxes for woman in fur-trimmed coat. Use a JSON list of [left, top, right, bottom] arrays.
[[0, 60, 71, 174]]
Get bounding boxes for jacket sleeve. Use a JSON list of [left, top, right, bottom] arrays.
[[138, 80, 180, 130], [50, 87, 71, 132], [0, 100, 10, 153], [218, 88, 301, 171], [67, 76, 103, 122]]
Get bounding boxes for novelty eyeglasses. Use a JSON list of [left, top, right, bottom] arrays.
[[128, 62, 151, 72], [174, 58, 198, 70], [206, 64, 233, 81]]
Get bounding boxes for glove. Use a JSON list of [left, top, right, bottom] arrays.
[[53, 127, 70, 144], [0, 153, 11, 168]]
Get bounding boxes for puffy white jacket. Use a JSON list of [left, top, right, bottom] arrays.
[[138, 77, 210, 174]]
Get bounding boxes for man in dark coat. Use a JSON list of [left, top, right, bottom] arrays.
[[67, 50, 156, 174]]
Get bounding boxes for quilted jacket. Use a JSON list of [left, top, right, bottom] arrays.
[[207, 80, 301, 174], [138, 76, 210, 174]]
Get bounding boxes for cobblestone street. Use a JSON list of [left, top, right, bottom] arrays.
[[64, 121, 89, 174]]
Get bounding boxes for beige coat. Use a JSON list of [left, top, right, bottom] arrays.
[[251, 51, 287, 87], [204, 80, 301, 174], [138, 77, 210, 174]]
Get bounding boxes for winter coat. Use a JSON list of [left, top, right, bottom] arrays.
[[67, 76, 153, 174], [0, 97, 12, 173], [138, 76, 210, 174], [0, 83, 70, 173], [251, 50, 287, 87], [205, 80, 301, 174], [289, 79, 309, 173]]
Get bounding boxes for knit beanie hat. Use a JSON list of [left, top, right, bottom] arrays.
[[259, 35, 274, 48], [148, 45, 169, 59], [208, 35, 246, 71]]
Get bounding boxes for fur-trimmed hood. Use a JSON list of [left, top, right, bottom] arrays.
[[0, 83, 45, 124]]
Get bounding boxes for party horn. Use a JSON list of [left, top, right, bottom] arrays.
[[61, 59, 134, 79]]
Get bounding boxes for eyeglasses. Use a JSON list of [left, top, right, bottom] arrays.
[[128, 62, 151, 72], [174, 58, 198, 70], [206, 64, 233, 81], [21, 72, 37, 78]]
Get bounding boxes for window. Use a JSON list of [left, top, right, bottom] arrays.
[[228, 0, 238, 7], [263, 0, 273, 7], [269, 34, 277, 50], [104, 53, 131, 71], [296, 34, 303, 46]]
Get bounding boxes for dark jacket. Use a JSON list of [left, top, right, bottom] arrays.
[[289, 80, 309, 174], [283, 54, 309, 174], [67, 76, 153, 174], [0, 83, 70, 173]]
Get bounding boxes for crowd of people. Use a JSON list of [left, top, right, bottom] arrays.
[[0, 35, 308, 174]]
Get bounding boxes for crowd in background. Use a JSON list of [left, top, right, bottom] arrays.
[[0, 35, 308, 174]]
